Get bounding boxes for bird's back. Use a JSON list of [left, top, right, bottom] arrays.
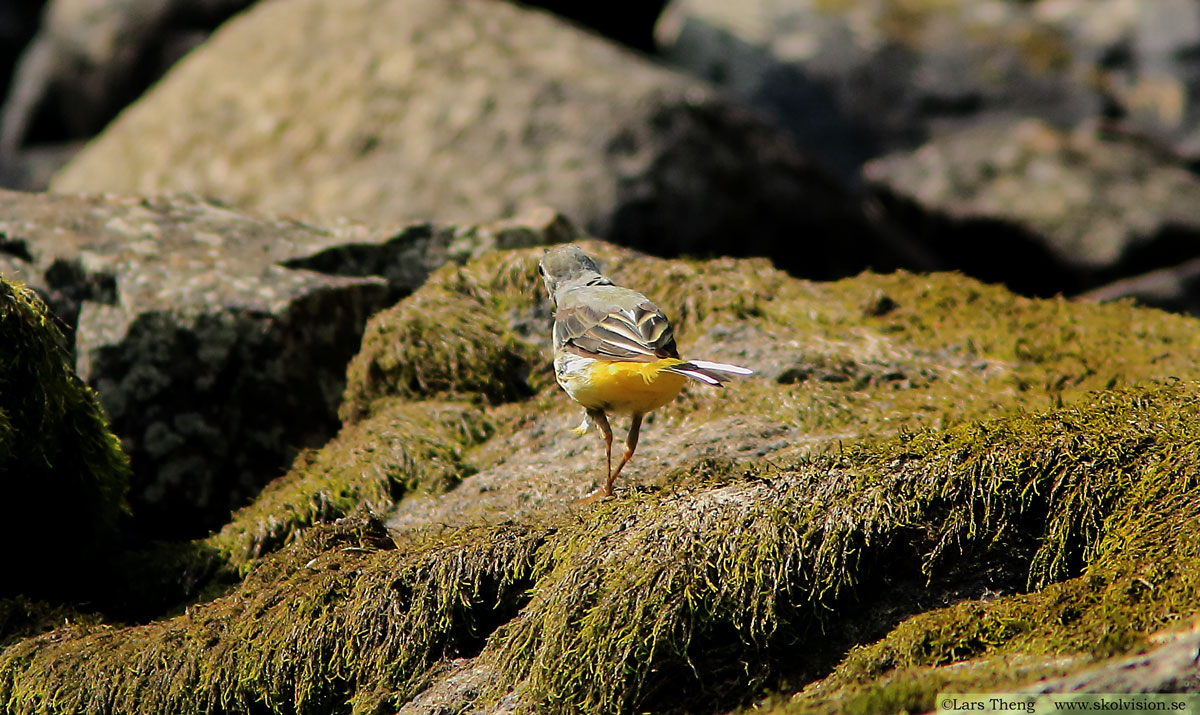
[[553, 284, 679, 362]]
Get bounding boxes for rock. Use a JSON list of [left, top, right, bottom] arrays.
[[656, 0, 1200, 180], [48, 0, 899, 281], [7, 243, 1200, 712], [1020, 624, 1200, 695], [0, 277, 130, 601], [0, 141, 79, 191], [0, 0, 42, 115], [0, 0, 256, 152], [0, 189, 569, 539], [863, 118, 1200, 300], [0, 0, 671, 159]]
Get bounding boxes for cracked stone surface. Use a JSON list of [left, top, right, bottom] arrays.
[[0, 189, 571, 538]]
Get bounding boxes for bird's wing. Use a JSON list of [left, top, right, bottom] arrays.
[[554, 286, 679, 362]]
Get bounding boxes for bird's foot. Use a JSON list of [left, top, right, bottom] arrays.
[[574, 485, 612, 505]]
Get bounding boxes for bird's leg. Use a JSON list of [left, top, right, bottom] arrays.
[[575, 409, 614, 503], [589, 408, 613, 485], [605, 413, 643, 496]]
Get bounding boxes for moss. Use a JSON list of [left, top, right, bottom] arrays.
[[376, 243, 1200, 451], [0, 279, 130, 601], [9, 245, 1200, 714], [0, 597, 101, 647], [208, 399, 493, 573], [481, 380, 1200, 714], [0, 511, 549, 715], [340, 277, 551, 423]]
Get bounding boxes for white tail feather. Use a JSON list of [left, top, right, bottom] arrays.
[[686, 359, 753, 376], [671, 368, 721, 385], [665, 359, 753, 386]]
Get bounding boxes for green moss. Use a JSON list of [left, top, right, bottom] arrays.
[[0, 597, 101, 647], [0, 512, 548, 715], [9, 244, 1200, 714], [209, 399, 493, 573], [0, 279, 130, 600], [481, 380, 1200, 714], [340, 277, 551, 423], [377, 244, 1200, 457]]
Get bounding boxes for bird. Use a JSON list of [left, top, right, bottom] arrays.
[[538, 244, 752, 499]]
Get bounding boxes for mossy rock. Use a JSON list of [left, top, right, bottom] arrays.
[[0, 279, 130, 602], [3, 381, 1200, 713], [6, 245, 1200, 713], [209, 398, 494, 573], [0, 511, 546, 714]]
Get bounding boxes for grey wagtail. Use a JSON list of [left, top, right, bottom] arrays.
[[538, 245, 753, 498]]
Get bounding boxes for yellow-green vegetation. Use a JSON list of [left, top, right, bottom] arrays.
[[769, 384, 1200, 713], [0, 279, 130, 603], [208, 399, 493, 572], [479, 381, 1200, 714], [340, 281, 552, 423], [0, 512, 547, 714], [0, 597, 101, 648], [369, 240, 1200, 455], [3, 380, 1195, 714], [6, 244, 1200, 714]]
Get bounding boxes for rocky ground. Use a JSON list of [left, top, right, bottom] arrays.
[[3, 0, 1200, 713], [5, 237, 1200, 713]]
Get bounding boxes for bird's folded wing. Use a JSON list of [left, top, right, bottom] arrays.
[[554, 292, 679, 362]]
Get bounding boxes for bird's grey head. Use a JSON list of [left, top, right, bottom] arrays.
[[538, 244, 609, 302]]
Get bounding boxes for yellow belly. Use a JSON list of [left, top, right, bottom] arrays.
[[561, 358, 687, 414]]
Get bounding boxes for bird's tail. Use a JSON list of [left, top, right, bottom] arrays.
[[665, 359, 753, 386]]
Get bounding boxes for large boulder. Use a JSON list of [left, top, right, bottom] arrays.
[[656, 0, 1200, 180], [0, 0, 670, 163], [5, 243, 1199, 713], [863, 118, 1200, 309], [48, 0, 900, 280], [0, 0, 255, 153], [0, 189, 569, 539], [0, 277, 129, 601]]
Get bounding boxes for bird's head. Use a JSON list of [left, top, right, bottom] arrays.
[[538, 244, 610, 304]]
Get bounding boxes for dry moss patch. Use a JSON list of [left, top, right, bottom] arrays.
[[11, 244, 1200, 713], [358, 242, 1200, 535], [348, 241, 1200, 454], [340, 282, 552, 423]]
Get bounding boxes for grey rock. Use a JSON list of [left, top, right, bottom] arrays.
[[1020, 625, 1200, 694], [656, 0, 1200, 180], [0, 189, 569, 539], [862, 118, 1200, 298], [0, 141, 81, 191], [48, 0, 897, 281], [0, 0, 254, 152], [1078, 257, 1200, 315]]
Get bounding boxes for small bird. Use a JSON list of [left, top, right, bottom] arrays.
[[539, 245, 752, 498]]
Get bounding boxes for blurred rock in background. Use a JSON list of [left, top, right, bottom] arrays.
[[864, 118, 1200, 309], [0, 0, 675, 191], [45, 0, 908, 281], [0, 189, 569, 541], [656, 0, 1200, 182]]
